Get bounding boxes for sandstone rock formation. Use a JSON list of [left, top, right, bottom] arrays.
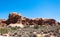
[[0, 12, 60, 27], [0, 19, 7, 27], [6, 12, 22, 25]]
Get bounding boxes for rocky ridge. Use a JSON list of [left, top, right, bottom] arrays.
[[0, 12, 60, 27]]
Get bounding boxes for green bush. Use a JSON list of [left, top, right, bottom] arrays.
[[34, 24, 39, 29], [10, 27, 17, 30], [0, 28, 8, 35]]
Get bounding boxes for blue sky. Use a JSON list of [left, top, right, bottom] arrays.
[[0, 0, 60, 22]]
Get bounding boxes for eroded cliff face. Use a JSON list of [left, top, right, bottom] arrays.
[[0, 12, 60, 27]]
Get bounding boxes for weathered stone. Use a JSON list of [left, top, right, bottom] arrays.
[[0, 12, 60, 27], [6, 12, 22, 25]]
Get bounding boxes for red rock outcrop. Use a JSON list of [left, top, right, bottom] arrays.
[[0, 19, 7, 27], [57, 22, 60, 25], [22, 17, 30, 25], [0, 12, 60, 26], [5, 12, 22, 25], [42, 19, 56, 25]]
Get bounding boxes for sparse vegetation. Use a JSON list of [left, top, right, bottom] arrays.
[[0, 25, 60, 37], [34, 24, 39, 29], [0, 28, 8, 35]]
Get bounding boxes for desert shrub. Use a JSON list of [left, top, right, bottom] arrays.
[[34, 24, 39, 29], [0, 28, 8, 35], [10, 27, 17, 30]]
